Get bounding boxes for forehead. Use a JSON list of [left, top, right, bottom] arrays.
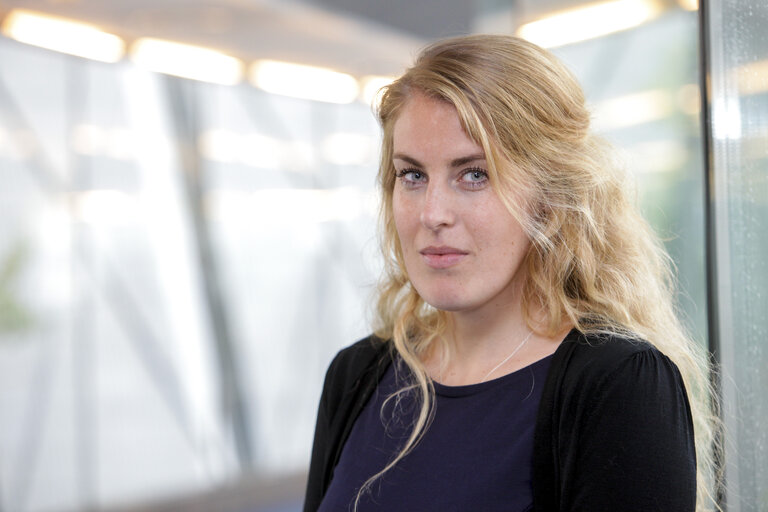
[[392, 92, 483, 159]]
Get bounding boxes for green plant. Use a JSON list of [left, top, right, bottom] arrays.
[[0, 240, 33, 334]]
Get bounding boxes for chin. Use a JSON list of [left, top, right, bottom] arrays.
[[417, 289, 472, 313]]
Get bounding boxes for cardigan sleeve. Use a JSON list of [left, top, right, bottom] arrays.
[[553, 346, 697, 511], [303, 350, 342, 512], [303, 336, 392, 512]]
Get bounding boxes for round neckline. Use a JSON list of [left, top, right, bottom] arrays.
[[432, 353, 554, 398]]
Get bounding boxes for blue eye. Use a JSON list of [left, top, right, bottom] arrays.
[[395, 168, 426, 186], [464, 170, 485, 181], [459, 168, 489, 188]]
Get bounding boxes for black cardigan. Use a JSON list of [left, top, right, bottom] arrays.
[[303, 329, 697, 512]]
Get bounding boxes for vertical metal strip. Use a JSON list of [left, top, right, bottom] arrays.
[[67, 57, 97, 511], [164, 77, 255, 470], [698, 0, 718, 366], [697, 0, 727, 508]]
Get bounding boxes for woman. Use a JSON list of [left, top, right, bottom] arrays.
[[304, 35, 718, 512]]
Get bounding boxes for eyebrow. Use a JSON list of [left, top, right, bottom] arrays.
[[393, 153, 486, 168]]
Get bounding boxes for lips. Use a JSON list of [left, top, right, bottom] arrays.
[[419, 246, 469, 269]]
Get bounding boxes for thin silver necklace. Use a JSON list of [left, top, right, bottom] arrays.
[[480, 330, 534, 383]]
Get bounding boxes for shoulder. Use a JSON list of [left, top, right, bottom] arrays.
[[304, 335, 392, 512], [321, 334, 392, 404], [552, 328, 679, 387], [533, 329, 697, 511], [326, 334, 391, 379], [543, 328, 689, 413]]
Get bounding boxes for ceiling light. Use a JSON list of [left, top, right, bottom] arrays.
[[517, 0, 663, 48], [74, 190, 139, 225], [735, 59, 768, 95], [131, 38, 243, 85], [321, 133, 377, 166], [198, 129, 240, 164], [1, 9, 125, 62], [71, 123, 106, 155], [626, 140, 688, 174], [207, 188, 368, 226], [104, 127, 137, 160], [199, 129, 287, 169], [676, 84, 701, 115], [238, 133, 283, 169], [250, 60, 359, 104], [0, 129, 36, 160], [592, 89, 673, 131], [711, 98, 742, 140]]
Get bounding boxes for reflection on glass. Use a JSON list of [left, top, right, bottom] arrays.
[[517, 0, 663, 48], [1, 9, 125, 62], [551, 6, 707, 345], [0, 0, 739, 510], [707, 0, 768, 508]]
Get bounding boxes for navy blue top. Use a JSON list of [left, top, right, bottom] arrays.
[[318, 354, 553, 512]]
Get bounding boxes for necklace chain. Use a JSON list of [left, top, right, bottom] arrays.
[[480, 330, 534, 383]]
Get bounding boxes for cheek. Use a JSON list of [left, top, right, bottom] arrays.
[[392, 193, 414, 245], [474, 209, 528, 256]]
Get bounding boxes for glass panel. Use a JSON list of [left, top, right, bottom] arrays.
[[550, 8, 708, 345], [0, 28, 383, 511], [0, 40, 234, 510], [0, 1, 720, 510], [193, 79, 382, 474], [706, 0, 768, 509], [475, 0, 708, 346]]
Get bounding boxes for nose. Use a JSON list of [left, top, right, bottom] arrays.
[[419, 183, 455, 231]]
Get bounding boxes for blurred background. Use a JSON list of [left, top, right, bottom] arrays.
[[0, 0, 765, 510]]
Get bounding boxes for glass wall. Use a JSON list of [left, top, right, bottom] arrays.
[[552, 8, 708, 345], [475, 0, 708, 344], [705, 0, 768, 509], [0, 0, 765, 510], [0, 40, 238, 510], [0, 35, 383, 511]]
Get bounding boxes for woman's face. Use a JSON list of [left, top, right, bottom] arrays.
[[392, 92, 531, 315]]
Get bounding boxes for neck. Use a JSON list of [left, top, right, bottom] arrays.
[[427, 293, 569, 386], [449, 297, 528, 358]]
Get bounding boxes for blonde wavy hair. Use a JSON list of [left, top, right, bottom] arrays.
[[364, 34, 719, 510]]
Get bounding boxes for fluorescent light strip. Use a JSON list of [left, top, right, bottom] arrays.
[[735, 59, 768, 95], [1, 9, 125, 62], [517, 0, 663, 48], [591, 84, 706, 131], [70, 124, 138, 160], [626, 140, 688, 174], [676, 84, 700, 115], [198, 129, 315, 171], [74, 190, 138, 225], [592, 89, 674, 131], [207, 188, 369, 225], [321, 133, 377, 166], [711, 97, 742, 140], [0, 128, 35, 160], [250, 60, 359, 104], [131, 38, 243, 85]]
